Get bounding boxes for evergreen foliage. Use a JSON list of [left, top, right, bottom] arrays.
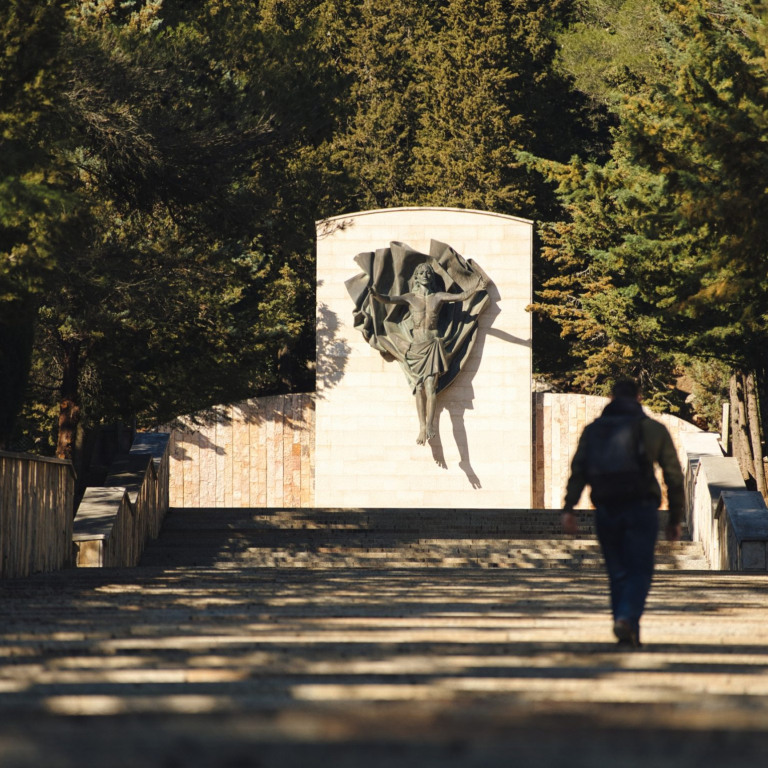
[[3, 0, 605, 458], [525, 0, 768, 486], [325, 0, 605, 218], [0, 0, 71, 446], [5, 0, 341, 457], [19, 0, 760, 472]]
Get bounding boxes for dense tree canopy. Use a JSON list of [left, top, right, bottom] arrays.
[[525, 0, 768, 488], [0, 1, 70, 446], [3, 0, 604, 461], [324, 0, 604, 218], [3, 0, 343, 458], [9, 0, 765, 489]]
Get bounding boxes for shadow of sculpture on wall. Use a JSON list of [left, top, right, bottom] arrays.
[[346, 240, 490, 447], [316, 291, 350, 397], [164, 393, 315, 463], [429, 279, 528, 489]]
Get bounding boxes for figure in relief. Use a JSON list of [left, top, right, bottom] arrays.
[[345, 240, 490, 445]]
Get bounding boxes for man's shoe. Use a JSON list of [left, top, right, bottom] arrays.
[[613, 618, 641, 648]]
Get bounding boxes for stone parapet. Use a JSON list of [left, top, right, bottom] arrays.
[[0, 450, 75, 579], [679, 436, 768, 571], [73, 432, 171, 567], [166, 394, 314, 509]]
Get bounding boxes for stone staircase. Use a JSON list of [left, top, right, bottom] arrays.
[[4, 506, 767, 768], [139, 507, 710, 570]]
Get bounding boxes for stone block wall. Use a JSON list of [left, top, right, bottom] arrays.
[[167, 394, 314, 508], [166, 391, 704, 512], [315, 207, 532, 509], [533, 392, 702, 510]]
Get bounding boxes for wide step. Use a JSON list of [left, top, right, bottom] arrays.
[[158, 507, 684, 533], [140, 508, 706, 571]]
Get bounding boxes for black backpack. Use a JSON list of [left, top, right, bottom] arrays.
[[586, 414, 653, 504]]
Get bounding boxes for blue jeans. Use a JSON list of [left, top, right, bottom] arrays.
[[594, 498, 659, 632]]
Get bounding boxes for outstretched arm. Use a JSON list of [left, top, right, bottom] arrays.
[[435, 275, 487, 304], [369, 285, 409, 305]]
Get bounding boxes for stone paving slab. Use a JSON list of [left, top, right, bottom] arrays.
[[1, 567, 768, 766]]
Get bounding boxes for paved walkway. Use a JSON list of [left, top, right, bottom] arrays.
[[2, 563, 768, 766]]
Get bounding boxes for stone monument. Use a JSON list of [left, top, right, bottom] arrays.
[[316, 207, 532, 509], [345, 240, 490, 445]]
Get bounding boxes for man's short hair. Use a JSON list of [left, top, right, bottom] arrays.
[[611, 378, 641, 400]]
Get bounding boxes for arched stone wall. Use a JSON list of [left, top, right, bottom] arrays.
[[315, 207, 533, 508]]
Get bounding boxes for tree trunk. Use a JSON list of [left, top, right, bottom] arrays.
[[721, 401, 730, 454], [758, 362, 768, 456], [55, 342, 82, 462], [730, 372, 753, 481], [745, 371, 767, 499], [0, 302, 36, 450], [729, 374, 738, 458]]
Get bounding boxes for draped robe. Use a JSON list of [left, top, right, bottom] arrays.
[[345, 240, 490, 395]]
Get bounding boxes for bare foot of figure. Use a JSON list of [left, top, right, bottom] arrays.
[[426, 424, 436, 440], [417, 428, 427, 445]]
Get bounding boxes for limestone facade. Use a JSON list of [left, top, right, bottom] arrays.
[[315, 207, 532, 509], [533, 392, 702, 510], [167, 394, 314, 509]]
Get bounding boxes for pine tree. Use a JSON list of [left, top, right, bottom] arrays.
[[0, 0, 71, 447], [525, 0, 768, 488], [8, 0, 341, 459], [324, 0, 606, 219], [410, 0, 591, 217], [321, 0, 433, 209]]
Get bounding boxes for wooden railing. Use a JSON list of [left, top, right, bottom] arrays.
[[0, 450, 75, 579], [73, 433, 171, 567]]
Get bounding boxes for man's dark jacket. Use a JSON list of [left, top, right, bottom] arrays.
[[563, 398, 686, 524]]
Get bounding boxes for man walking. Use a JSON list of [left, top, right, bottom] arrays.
[[562, 379, 685, 647]]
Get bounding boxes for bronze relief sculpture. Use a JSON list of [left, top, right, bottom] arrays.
[[345, 240, 490, 444]]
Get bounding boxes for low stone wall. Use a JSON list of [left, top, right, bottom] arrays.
[[715, 491, 768, 570], [532, 393, 701, 510], [167, 394, 314, 509], [73, 433, 171, 567], [679, 432, 768, 571], [0, 450, 75, 579], [168, 391, 703, 511], [683, 433, 742, 567]]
